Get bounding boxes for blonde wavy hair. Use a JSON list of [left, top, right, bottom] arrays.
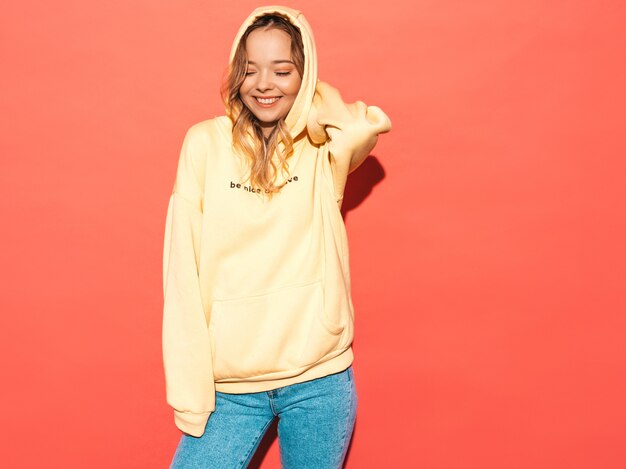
[[221, 13, 305, 198]]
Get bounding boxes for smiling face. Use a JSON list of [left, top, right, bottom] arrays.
[[239, 28, 303, 138]]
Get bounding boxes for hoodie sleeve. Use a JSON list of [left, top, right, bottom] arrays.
[[162, 124, 215, 438], [307, 80, 392, 205]]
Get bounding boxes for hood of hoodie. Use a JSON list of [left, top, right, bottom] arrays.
[[228, 5, 318, 140]]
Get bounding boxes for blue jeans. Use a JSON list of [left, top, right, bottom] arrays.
[[170, 366, 358, 469]]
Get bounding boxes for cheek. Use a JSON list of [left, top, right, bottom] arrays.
[[239, 79, 254, 95], [286, 78, 302, 96], [238, 87, 254, 111]]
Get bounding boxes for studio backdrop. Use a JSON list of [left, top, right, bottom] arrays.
[[0, 0, 624, 468]]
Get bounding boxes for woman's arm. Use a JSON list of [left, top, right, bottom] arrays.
[[162, 124, 214, 437], [307, 80, 392, 206]]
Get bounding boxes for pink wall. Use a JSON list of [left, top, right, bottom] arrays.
[[1, 0, 625, 467]]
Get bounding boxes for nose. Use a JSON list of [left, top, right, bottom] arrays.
[[255, 70, 275, 92]]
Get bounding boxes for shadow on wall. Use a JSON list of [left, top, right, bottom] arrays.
[[341, 155, 386, 221]]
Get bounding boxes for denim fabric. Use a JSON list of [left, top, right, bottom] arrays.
[[170, 366, 358, 469]]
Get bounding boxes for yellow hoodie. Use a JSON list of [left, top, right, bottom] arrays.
[[162, 5, 391, 437]]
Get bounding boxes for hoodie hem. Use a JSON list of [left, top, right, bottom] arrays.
[[214, 345, 354, 393]]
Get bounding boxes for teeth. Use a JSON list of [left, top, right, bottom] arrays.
[[256, 97, 280, 104]]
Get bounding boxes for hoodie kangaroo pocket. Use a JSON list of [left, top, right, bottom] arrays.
[[209, 280, 345, 380]]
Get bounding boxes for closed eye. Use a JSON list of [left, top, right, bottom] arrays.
[[244, 71, 292, 77]]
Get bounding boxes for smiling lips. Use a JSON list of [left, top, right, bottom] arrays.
[[255, 96, 281, 106]]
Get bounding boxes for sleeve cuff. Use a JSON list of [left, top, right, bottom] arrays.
[[174, 409, 213, 438]]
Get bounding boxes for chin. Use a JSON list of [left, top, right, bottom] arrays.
[[254, 112, 287, 127]]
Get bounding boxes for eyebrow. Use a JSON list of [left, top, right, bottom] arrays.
[[247, 60, 295, 65]]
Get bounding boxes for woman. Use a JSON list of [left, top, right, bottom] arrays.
[[162, 5, 391, 468]]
